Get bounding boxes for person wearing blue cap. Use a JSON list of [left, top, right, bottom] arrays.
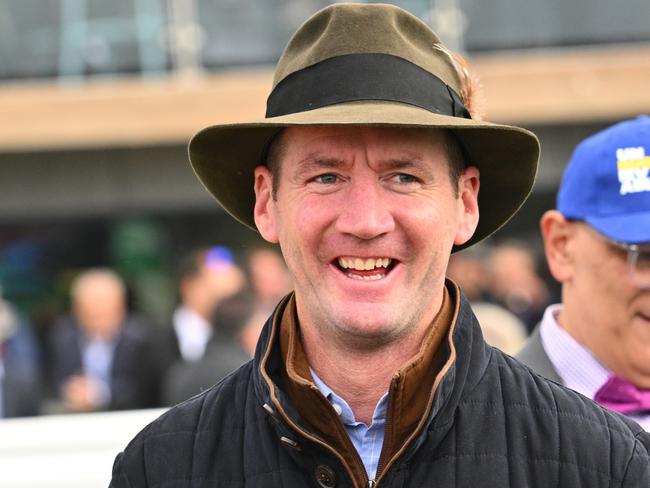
[[518, 115, 650, 428], [162, 246, 246, 366]]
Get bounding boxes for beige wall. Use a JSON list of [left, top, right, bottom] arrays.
[[0, 45, 648, 220], [1, 45, 649, 152]]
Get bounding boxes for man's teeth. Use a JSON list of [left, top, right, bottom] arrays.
[[337, 257, 392, 271]]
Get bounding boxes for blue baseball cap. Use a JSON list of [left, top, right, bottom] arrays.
[[204, 245, 234, 270], [558, 115, 650, 244]]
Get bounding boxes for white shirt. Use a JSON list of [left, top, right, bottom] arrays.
[[540, 304, 650, 430], [173, 306, 213, 362], [81, 337, 114, 407]]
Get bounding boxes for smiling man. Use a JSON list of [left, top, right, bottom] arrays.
[[110, 4, 650, 487], [517, 116, 650, 429]]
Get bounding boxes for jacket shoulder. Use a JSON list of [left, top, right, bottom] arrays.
[[472, 350, 650, 484], [496, 350, 646, 434], [110, 361, 257, 487]]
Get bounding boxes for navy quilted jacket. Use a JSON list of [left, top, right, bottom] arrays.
[[110, 293, 650, 487]]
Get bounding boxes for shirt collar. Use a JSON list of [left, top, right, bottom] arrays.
[[540, 304, 611, 399], [310, 366, 388, 427]]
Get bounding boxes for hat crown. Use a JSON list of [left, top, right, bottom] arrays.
[[273, 3, 462, 93], [188, 2, 540, 252], [558, 115, 650, 243]]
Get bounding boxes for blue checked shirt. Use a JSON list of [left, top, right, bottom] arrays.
[[311, 368, 388, 480]]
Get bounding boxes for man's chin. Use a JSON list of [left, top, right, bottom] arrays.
[[330, 313, 412, 349]]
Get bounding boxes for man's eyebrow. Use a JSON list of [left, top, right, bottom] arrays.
[[380, 157, 434, 175], [295, 157, 346, 171], [380, 158, 419, 170], [293, 155, 434, 175]]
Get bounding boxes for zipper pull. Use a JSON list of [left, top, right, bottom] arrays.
[[367, 479, 376, 488]]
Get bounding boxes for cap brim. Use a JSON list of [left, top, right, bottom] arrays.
[[188, 101, 540, 251], [586, 212, 650, 244]]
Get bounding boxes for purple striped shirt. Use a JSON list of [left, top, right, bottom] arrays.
[[540, 304, 650, 430]]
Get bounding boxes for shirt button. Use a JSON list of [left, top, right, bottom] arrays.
[[314, 464, 336, 488]]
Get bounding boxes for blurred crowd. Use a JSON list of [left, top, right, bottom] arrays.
[[0, 239, 554, 419], [0, 245, 293, 418], [447, 240, 557, 354]]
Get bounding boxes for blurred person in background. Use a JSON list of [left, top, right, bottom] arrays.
[[470, 302, 527, 355], [517, 116, 650, 428], [48, 269, 162, 412], [161, 246, 246, 367], [446, 245, 490, 302], [485, 240, 550, 333], [240, 247, 292, 356], [448, 247, 527, 354], [0, 288, 41, 418], [163, 291, 253, 406]]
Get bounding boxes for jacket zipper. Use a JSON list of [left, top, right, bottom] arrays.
[[259, 295, 370, 488], [371, 307, 460, 487], [271, 396, 369, 488], [264, 368, 369, 487], [373, 373, 399, 483]]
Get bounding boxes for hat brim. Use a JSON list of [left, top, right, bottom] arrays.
[[586, 212, 650, 245], [188, 101, 540, 251]]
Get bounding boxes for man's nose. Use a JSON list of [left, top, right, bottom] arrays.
[[334, 178, 395, 239]]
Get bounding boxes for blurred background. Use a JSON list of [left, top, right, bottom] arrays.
[[1, 0, 650, 418]]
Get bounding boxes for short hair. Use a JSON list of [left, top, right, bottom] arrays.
[[70, 268, 126, 301], [176, 248, 206, 283], [264, 128, 467, 199], [176, 246, 235, 284], [210, 291, 255, 338]]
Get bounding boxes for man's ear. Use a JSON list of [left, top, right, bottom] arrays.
[[253, 166, 279, 243], [540, 210, 574, 283], [454, 166, 480, 246]]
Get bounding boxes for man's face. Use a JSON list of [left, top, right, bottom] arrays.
[[73, 278, 126, 339], [182, 262, 245, 319], [549, 218, 650, 385], [253, 126, 479, 348]]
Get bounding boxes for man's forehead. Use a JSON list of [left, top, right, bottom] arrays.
[[283, 125, 446, 142], [280, 125, 449, 161]]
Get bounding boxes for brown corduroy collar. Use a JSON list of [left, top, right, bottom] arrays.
[[277, 283, 458, 485]]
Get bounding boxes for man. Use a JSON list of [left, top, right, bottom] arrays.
[[0, 291, 41, 418], [485, 240, 550, 333], [49, 269, 161, 411], [241, 247, 292, 355], [165, 246, 245, 364], [111, 4, 650, 487], [163, 291, 253, 406], [517, 116, 650, 429]]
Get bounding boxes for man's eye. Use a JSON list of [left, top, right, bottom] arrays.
[[313, 174, 339, 184], [392, 173, 419, 184]]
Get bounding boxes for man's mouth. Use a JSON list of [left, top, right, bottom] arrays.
[[334, 256, 396, 280]]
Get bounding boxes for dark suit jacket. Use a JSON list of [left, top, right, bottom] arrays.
[[2, 367, 40, 417], [48, 314, 164, 410], [162, 330, 250, 406], [515, 326, 563, 383], [1, 307, 42, 418], [111, 291, 650, 488]]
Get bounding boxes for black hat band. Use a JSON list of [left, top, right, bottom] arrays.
[[266, 53, 471, 120]]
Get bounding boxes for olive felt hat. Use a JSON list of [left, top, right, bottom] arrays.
[[188, 2, 540, 250]]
